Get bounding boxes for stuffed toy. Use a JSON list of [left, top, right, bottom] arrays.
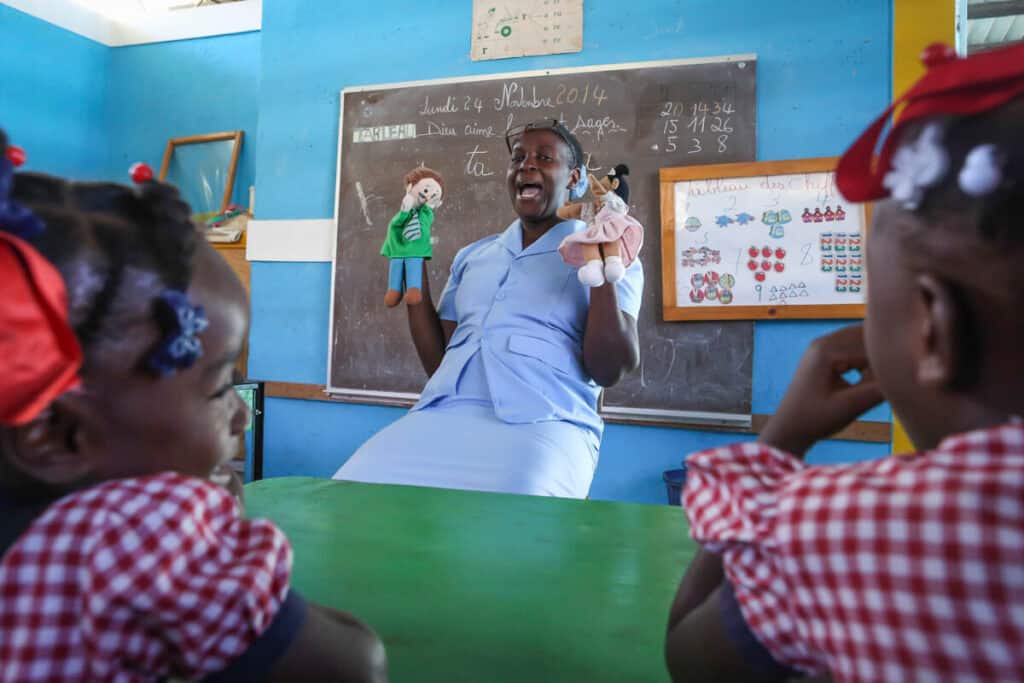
[[557, 164, 644, 287], [381, 166, 444, 307]]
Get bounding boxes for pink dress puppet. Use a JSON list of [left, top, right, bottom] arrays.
[[557, 164, 644, 287]]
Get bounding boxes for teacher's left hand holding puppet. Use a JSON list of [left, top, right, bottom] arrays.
[[382, 166, 444, 307]]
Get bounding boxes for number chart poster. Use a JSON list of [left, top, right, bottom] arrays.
[[672, 170, 867, 315]]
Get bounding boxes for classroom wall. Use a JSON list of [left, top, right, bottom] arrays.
[[107, 32, 261, 208], [0, 4, 110, 179], [251, 0, 894, 504], [0, 3, 260, 204]]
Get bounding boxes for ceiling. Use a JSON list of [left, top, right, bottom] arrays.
[[967, 0, 1024, 52], [5, 0, 259, 45], [71, 0, 244, 21]]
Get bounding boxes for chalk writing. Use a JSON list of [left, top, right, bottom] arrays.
[[493, 81, 555, 111], [465, 145, 495, 177], [571, 114, 627, 141], [464, 122, 498, 137], [554, 82, 608, 106], [421, 121, 457, 137], [418, 96, 459, 116], [355, 181, 373, 227]]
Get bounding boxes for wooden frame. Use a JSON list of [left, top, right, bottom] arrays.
[[660, 157, 870, 321], [159, 131, 244, 214]]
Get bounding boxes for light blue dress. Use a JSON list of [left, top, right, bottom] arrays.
[[333, 219, 644, 498]]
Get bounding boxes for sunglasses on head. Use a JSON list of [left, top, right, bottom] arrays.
[[505, 119, 578, 165]]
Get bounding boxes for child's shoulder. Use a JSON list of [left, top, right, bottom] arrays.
[[10, 472, 255, 566], [44, 471, 236, 529], [684, 423, 1024, 542], [0, 475, 296, 680]]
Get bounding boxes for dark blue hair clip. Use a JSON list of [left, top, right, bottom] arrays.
[[147, 289, 209, 376], [0, 148, 45, 240]]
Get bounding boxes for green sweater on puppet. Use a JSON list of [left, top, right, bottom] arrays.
[[381, 166, 444, 308], [380, 204, 434, 259]]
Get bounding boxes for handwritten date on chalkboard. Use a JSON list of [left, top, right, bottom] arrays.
[[388, 80, 742, 179]]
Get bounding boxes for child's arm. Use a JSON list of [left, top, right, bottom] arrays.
[[665, 326, 880, 681], [757, 324, 883, 457], [264, 603, 386, 683], [665, 549, 768, 682]]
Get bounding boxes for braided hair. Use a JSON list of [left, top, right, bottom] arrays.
[[0, 129, 200, 372]]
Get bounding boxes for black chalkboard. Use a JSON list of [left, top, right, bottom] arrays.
[[328, 57, 756, 419]]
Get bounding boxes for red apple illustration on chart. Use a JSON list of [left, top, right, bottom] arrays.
[[774, 261, 785, 273], [754, 271, 766, 282], [748, 246, 759, 258], [761, 260, 771, 271], [747, 259, 758, 270], [775, 247, 786, 259]]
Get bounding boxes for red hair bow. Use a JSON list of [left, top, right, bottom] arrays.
[[0, 232, 82, 425], [837, 42, 1024, 203]]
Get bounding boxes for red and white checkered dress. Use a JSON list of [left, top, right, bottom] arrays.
[[0, 472, 293, 682], [684, 422, 1024, 682]]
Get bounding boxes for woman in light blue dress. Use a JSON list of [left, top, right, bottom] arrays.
[[333, 120, 643, 498]]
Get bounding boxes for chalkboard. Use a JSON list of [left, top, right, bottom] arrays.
[[328, 56, 757, 421], [661, 158, 869, 321]]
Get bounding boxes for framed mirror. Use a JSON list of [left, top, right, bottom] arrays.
[[159, 131, 243, 220]]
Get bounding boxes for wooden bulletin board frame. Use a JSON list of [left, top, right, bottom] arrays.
[[660, 157, 870, 321]]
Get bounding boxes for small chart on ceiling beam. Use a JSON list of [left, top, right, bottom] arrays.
[[471, 0, 584, 61]]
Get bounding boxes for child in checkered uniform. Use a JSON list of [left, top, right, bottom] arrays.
[[666, 43, 1024, 683], [0, 130, 386, 682]]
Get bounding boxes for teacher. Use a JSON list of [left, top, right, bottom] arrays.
[[333, 120, 643, 498]]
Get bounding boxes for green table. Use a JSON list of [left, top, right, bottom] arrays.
[[245, 477, 697, 682]]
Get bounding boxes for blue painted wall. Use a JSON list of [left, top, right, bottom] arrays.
[[0, 5, 259, 205], [251, 0, 894, 504], [107, 32, 260, 207], [0, 5, 110, 179]]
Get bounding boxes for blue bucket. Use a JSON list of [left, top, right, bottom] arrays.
[[663, 465, 688, 506]]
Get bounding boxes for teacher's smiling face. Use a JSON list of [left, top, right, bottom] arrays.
[[507, 129, 579, 228]]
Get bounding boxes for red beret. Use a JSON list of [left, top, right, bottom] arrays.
[[837, 42, 1024, 203]]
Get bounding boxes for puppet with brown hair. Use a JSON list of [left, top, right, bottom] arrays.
[[382, 166, 444, 307]]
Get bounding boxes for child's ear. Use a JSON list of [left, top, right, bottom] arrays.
[[5, 390, 106, 487], [914, 273, 971, 389]]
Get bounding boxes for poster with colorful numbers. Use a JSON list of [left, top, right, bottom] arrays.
[[659, 158, 868, 320]]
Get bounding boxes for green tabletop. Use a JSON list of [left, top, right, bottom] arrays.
[[245, 477, 697, 682]]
